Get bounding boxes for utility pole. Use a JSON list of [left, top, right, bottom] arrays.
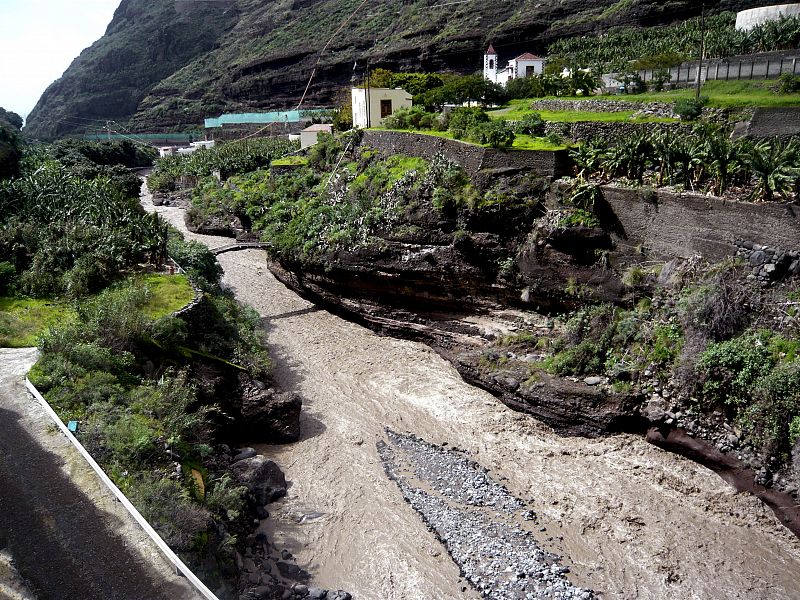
[[695, 2, 706, 100], [106, 120, 112, 141], [365, 58, 371, 129]]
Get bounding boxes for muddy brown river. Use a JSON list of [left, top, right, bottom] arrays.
[[144, 185, 800, 600]]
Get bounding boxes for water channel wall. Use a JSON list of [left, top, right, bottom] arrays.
[[599, 185, 800, 264]]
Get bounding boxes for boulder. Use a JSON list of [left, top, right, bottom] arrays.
[[237, 375, 302, 442], [229, 456, 287, 505]]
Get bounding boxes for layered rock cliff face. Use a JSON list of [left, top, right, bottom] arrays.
[[26, 0, 760, 139]]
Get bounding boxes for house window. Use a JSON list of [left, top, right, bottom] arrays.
[[380, 99, 393, 119], [489, 59, 494, 69], [526, 65, 536, 77]]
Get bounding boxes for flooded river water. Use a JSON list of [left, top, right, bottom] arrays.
[[145, 185, 800, 600]]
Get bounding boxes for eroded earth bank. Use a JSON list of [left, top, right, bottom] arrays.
[[145, 187, 800, 600]]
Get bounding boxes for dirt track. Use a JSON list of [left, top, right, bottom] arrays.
[[145, 185, 800, 600]]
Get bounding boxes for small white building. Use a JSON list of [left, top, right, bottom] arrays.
[[351, 87, 413, 129], [158, 146, 176, 158], [484, 46, 546, 86], [300, 124, 333, 149], [190, 140, 216, 150]]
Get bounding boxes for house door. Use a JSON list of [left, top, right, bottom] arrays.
[[380, 99, 393, 119]]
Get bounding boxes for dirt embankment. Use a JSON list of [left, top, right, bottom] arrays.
[[145, 187, 800, 600]]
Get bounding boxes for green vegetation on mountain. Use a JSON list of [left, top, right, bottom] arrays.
[[25, 0, 768, 139]]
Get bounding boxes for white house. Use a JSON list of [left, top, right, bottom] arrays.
[[190, 140, 216, 150], [300, 124, 333, 149], [484, 46, 546, 86], [351, 87, 413, 128]]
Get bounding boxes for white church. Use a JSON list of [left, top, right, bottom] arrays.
[[483, 45, 546, 86]]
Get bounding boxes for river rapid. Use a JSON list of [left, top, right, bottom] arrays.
[[143, 185, 800, 600]]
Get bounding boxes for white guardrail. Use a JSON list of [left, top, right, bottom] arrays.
[[25, 377, 220, 600]]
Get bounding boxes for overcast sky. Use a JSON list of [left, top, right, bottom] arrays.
[[0, 0, 120, 120]]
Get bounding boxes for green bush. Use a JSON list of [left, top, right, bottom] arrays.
[[468, 121, 516, 149], [167, 234, 222, 290], [778, 73, 800, 94], [674, 96, 708, 121], [448, 107, 490, 134], [742, 363, 800, 455], [382, 106, 439, 131], [695, 333, 775, 408], [514, 113, 545, 136]]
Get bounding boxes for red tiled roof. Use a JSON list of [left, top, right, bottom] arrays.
[[514, 52, 542, 60], [486, 45, 497, 55]]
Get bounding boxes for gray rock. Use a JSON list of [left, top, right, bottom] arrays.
[[749, 250, 766, 266], [308, 588, 327, 599], [281, 549, 292, 560], [230, 456, 287, 505], [292, 584, 309, 597], [253, 585, 276, 599], [583, 376, 603, 386], [234, 447, 258, 462], [642, 396, 667, 422]]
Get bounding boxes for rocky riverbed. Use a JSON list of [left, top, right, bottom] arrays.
[[378, 431, 594, 599], [144, 183, 800, 600]]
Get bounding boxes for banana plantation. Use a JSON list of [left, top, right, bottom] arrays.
[[549, 12, 800, 72], [0, 148, 169, 298], [570, 127, 800, 202]]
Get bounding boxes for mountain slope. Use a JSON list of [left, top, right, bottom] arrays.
[[26, 0, 761, 138]]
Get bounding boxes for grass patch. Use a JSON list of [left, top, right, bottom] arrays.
[[373, 128, 568, 151], [511, 134, 569, 151], [271, 155, 308, 167], [495, 81, 800, 114], [0, 275, 195, 348], [139, 274, 196, 319], [0, 298, 73, 347], [489, 99, 677, 123]]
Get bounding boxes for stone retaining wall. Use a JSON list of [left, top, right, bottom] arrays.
[[734, 240, 800, 284], [544, 121, 694, 144], [362, 130, 571, 177], [600, 185, 800, 263], [530, 100, 673, 113]]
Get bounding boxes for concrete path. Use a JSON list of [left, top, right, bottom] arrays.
[[0, 348, 198, 600]]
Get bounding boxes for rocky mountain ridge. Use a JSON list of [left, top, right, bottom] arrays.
[[25, 0, 762, 139]]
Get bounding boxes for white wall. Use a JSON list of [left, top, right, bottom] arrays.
[[736, 3, 800, 31], [351, 88, 413, 128]]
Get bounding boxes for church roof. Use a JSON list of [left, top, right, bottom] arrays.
[[486, 45, 497, 55], [514, 52, 542, 60]]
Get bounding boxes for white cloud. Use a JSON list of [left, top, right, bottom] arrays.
[[0, 0, 120, 119]]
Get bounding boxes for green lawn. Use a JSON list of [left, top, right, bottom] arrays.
[[492, 81, 800, 115], [271, 155, 308, 167], [0, 274, 195, 347], [490, 100, 677, 123], [138, 274, 196, 319], [0, 298, 73, 347], [373, 128, 568, 151]]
